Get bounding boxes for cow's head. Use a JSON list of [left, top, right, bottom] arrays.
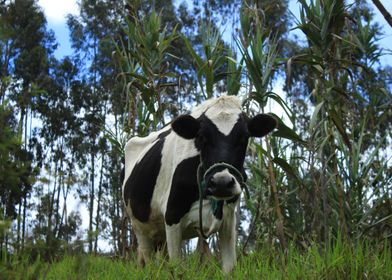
[[172, 110, 277, 200]]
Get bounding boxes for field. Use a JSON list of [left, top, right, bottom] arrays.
[[2, 241, 391, 280]]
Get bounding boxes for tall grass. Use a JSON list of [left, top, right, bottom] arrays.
[[2, 241, 391, 279]]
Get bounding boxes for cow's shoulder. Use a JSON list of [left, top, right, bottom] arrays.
[[124, 126, 171, 177], [123, 126, 171, 223]]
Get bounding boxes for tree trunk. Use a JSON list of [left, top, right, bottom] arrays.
[[54, 140, 64, 237], [47, 159, 58, 246], [16, 202, 21, 253], [372, 0, 392, 27], [21, 195, 27, 251], [94, 155, 105, 253], [89, 151, 95, 253]]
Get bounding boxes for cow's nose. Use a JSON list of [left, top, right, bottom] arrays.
[[210, 176, 235, 189], [206, 176, 235, 195]]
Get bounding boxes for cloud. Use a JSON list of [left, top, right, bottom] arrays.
[[38, 0, 78, 24]]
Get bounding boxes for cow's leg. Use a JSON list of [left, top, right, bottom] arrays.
[[135, 232, 154, 266], [219, 202, 238, 273], [165, 223, 182, 259]]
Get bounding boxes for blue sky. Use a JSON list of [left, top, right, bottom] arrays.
[[38, 0, 392, 66]]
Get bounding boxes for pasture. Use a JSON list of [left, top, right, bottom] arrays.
[[2, 241, 391, 279]]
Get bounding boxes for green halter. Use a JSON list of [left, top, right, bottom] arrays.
[[197, 162, 250, 239]]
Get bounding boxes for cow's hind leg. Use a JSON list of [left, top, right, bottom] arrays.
[[135, 232, 154, 266]]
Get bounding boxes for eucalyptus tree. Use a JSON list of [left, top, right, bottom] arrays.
[[67, 0, 127, 253], [0, 0, 56, 253]]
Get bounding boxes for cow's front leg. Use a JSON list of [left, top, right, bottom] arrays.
[[219, 202, 238, 273], [165, 223, 182, 259]]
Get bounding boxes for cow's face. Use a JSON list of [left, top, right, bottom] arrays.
[[172, 112, 277, 200]]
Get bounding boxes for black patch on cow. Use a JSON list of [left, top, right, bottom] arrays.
[[123, 137, 166, 223], [195, 115, 249, 173], [165, 155, 200, 226]]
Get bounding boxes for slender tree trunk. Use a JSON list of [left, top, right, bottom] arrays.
[[16, 202, 21, 253], [21, 108, 30, 251], [56, 182, 69, 240], [47, 159, 58, 246], [21, 196, 27, 250], [372, 0, 392, 27], [89, 151, 95, 253], [54, 140, 64, 237], [94, 155, 105, 253]]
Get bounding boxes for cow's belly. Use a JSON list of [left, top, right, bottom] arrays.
[[128, 208, 166, 242], [127, 200, 223, 242]]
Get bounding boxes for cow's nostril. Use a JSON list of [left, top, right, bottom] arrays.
[[209, 178, 218, 188]]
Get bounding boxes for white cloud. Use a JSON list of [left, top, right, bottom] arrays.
[[38, 0, 78, 24]]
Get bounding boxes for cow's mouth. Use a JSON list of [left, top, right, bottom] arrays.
[[204, 187, 239, 200]]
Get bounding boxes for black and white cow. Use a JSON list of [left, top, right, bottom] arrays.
[[122, 96, 277, 273]]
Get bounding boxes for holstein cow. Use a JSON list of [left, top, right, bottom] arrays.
[[122, 95, 277, 273]]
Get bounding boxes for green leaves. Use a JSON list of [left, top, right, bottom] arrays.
[[272, 157, 302, 186], [182, 21, 229, 99], [328, 107, 351, 150], [270, 114, 305, 145], [114, 10, 178, 134]]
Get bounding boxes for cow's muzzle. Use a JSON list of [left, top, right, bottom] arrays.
[[198, 162, 247, 200], [204, 169, 240, 199]]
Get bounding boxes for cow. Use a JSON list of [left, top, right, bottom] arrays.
[[122, 95, 277, 273]]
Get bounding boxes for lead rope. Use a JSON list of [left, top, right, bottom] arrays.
[[197, 164, 209, 240], [197, 162, 250, 240]]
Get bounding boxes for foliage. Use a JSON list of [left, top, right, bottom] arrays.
[[114, 9, 178, 135]]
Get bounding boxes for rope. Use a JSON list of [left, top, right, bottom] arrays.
[[197, 162, 250, 240]]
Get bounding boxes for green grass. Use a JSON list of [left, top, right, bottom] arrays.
[[1, 241, 391, 279]]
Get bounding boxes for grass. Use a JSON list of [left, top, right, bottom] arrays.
[[1, 241, 391, 279]]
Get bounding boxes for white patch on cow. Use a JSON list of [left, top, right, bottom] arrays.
[[219, 201, 239, 273], [123, 125, 171, 188], [150, 132, 199, 216], [191, 95, 243, 136]]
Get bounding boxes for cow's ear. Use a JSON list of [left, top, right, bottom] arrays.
[[248, 114, 277, 137], [172, 115, 200, 139]]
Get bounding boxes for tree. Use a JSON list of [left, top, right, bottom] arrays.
[[0, 0, 56, 253]]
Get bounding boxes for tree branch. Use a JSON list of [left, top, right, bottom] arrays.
[[372, 0, 392, 28]]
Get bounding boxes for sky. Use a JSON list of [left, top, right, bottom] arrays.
[[38, 0, 78, 57]]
